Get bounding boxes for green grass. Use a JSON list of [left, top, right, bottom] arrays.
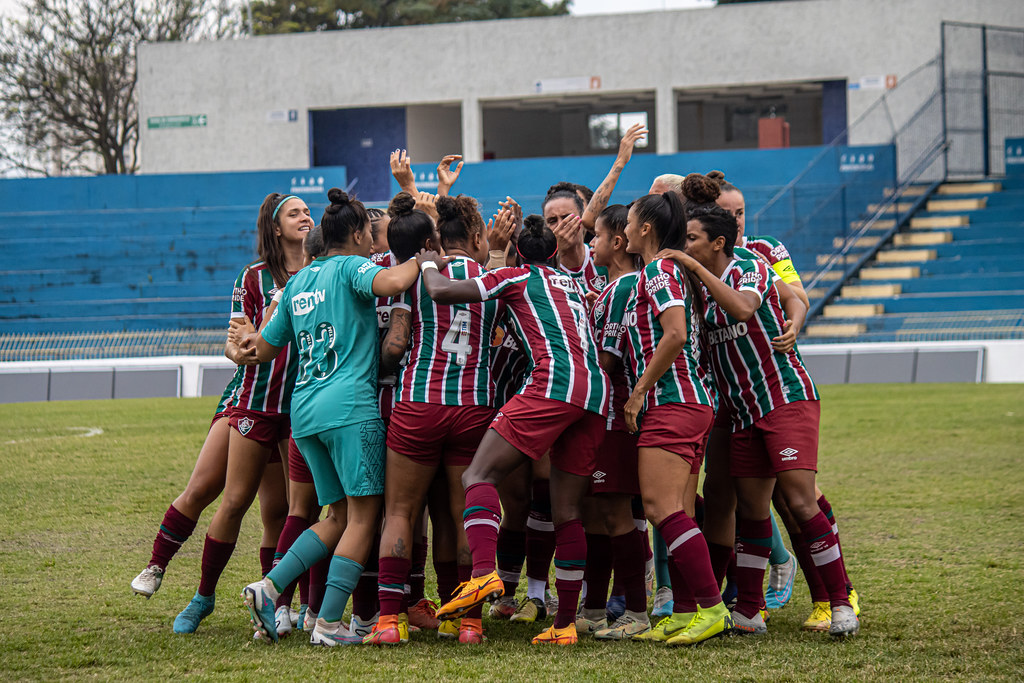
[[1, 384, 1023, 681]]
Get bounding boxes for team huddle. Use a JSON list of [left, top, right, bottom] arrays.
[[131, 126, 861, 649]]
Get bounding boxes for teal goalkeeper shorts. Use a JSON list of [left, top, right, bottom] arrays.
[[294, 418, 386, 504]]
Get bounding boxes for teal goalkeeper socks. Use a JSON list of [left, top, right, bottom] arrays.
[[653, 527, 672, 589], [266, 528, 329, 593], [318, 555, 364, 623], [768, 512, 790, 565]]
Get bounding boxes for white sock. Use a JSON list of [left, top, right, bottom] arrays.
[[526, 577, 546, 601]]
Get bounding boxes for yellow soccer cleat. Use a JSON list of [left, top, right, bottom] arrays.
[[510, 597, 546, 623], [848, 588, 861, 617], [801, 601, 832, 632], [665, 603, 732, 647], [437, 618, 460, 639], [436, 571, 504, 621], [633, 612, 696, 642]]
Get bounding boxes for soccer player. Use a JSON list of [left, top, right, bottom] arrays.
[[365, 193, 503, 646], [162, 192, 308, 635], [619, 189, 732, 647], [660, 203, 859, 638], [239, 188, 427, 646], [574, 204, 651, 641], [420, 215, 609, 646]]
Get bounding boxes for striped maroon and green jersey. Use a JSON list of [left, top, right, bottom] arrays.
[[489, 324, 529, 407], [398, 257, 504, 406], [373, 252, 403, 413], [474, 265, 608, 416], [591, 271, 639, 432], [229, 261, 298, 414], [214, 367, 244, 417], [740, 235, 802, 284], [562, 246, 610, 295], [702, 257, 818, 430], [623, 259, 713, 413]]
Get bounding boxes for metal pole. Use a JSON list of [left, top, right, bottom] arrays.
[[940, 22, 949, 180], [981, 26, 991, 177]]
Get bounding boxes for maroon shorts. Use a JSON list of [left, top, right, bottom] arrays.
[[491, 395, 605, 477], [229, 407, 291, 454], [386, 402, 496, 468], [287, 437, 314, 484], [730, 400, 821, 478], [211, 406, 232, 430], [637, 403, 715, 470], [378, 384, 396, 429], [590, 430, 640, 495]]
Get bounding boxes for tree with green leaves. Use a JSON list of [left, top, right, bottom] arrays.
[[248, 0, 571, 35], [0, 0, 234, 176]]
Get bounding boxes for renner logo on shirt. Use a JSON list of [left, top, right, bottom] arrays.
[[707, 321, 749, 346], [548, 274, 576, 292], [645, 273, 671, 296], [292, 290, 326, 316]]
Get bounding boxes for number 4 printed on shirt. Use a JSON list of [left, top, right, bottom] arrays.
[[441, 309, 473, 366]]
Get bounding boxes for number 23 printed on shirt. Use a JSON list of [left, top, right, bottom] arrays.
[[441, 308, 473, 366], [296, 321, 339, 385]]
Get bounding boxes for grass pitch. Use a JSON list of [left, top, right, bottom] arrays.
[[1, 384, 1022, 681]]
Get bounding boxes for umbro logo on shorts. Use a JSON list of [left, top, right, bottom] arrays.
[[237, 417, 254, 435], [779, 447, 798, 461], [592, 470, 607, 484]]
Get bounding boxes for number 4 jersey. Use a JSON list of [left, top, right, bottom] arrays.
[[474, 265, 608, 417], [261, 254, 385, 439], [397, 256, 505, 406]]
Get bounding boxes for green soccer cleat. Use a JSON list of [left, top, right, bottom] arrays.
[[665, 603, 732, 647]]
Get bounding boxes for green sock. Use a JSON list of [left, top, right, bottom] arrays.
[[318, 555, 364, 623], [653, 528, 671, 589], [266, 529, 329, 593], [768, 513, 790, 565]]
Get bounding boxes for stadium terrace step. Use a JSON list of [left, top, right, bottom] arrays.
[[937, 181, 1001, 194], [0, 297, 229, 320], [823, 303, 884, 318], [909, 215, 969, 229], [832, 235, 882, 249], [896, 255, 1023, 276], [893, 232, 953, 247], [817, 253, 866, 266], [867, 202, 915, 213], [860, 266, 920, 280], [826, 292, 1024, 314], [875, 249, 936, 263], [804, 323, 866, 338], [871, 273, 1024, 295], [840, 283, 902, 298], [850, 219, 896, 231], [1, 312, 226, 334], [926, 197, 987, 212]]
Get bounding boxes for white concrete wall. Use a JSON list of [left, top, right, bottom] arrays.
[[406, 103, 462, 161], [138, 0, 1024, 173]]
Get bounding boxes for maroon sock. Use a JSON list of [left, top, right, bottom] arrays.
[[434, 559, 459, 603], [352, 537, 380, 619], [495, 527, 526, 596], [694, 494, 705, 528], [308, 555, 330, 614], [149, 504, 197, 570], [298, 569, 310, 607], [457, 563, 483, 619], [799, 512, 850, 608], [552, 520, 586, 628], [377, 556, 410, 618], [707, 542, 733, 588], [734, 517, 772, 619], [791, 531, 829, 602], [611, 529, 647, 613], [668, 555, 697, 613], [259, 546, 275, 578], [197, 535, 235, 597], [526, 479, 555, 586], [463, 482, 501, 576], [817, 494, 852, 591], [657, 510, 721, 608], [274, 515, 311, 608], [582, 533, 612, 610], [408, 537, 427, 604]]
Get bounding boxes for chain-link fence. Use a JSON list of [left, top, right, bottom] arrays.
[[0, 329, 225, 362]]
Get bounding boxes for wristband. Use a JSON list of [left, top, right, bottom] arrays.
[[272, 290, 283, 303], [420, 260, 439, 273]]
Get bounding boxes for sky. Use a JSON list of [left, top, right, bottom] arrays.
[[0, 0, 716, 20]]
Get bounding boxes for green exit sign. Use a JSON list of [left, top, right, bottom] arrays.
[[148, 114, 208, 129]]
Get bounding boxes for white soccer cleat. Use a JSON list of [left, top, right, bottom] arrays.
[[349, 612, 379, 638], [131, 565, 164, 598], [275, 605, 293, 638], [829, 604, 859, 638]]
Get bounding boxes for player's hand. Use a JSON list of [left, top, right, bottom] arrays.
[[654, 248, 699, 271], [616, 123, 648, 167], [436, 154, 463, 196], [771, 320, 798, 353], [624, 389, 644, 434], [227, 316, 255, 345], [415, 191, 439, 221], [585, 290, 599, 308], [390, 149, 416, 193], [415, 248, 452, 270], [551, 213, 584, 247], [486, 207, 517, 254], [499, 196, 523, 229]]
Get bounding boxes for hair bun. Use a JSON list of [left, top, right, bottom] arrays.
[[327, 187, 349, 205], [435, 195, 459, 222], [523, 214, 545, 236], [706, 170, 726, 185], [387, 192, 416, 219], [682, 173, 721, 204]]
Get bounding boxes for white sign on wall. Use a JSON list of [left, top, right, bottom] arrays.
[[534, 76, 601, 94], [848, 75, 897, 91], [267, 109, 299, 124]]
